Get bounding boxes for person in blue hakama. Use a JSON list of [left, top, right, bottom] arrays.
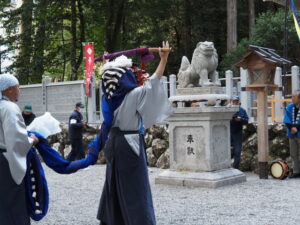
[[93, 42, 173, 225]]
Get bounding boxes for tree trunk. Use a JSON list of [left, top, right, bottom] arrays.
[[183, 0, 192, 57], [70, 0, 77, 80], [227, 0, 237, 52], [18, 0, 33, 84], [74, 0, 85, 76], [105, 0, 126, 52], [248, 0, 255, 36], [31, 0, 48, 83]]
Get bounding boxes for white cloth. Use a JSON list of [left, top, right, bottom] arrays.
[[0, 74, 19, 99], [0, 98, 32, 185], [102, 55, 132, 71], [27, 112, 61, 138]]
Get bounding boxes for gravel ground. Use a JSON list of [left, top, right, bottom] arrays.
[[32, 165, 300, 225]]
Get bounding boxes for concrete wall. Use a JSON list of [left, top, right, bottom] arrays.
[[18, 84, 43, 115], [46, 81, 85, 121], [18, 80, 86, 122]]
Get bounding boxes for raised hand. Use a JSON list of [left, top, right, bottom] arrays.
[[154, 41, 171, 78], [159, 41, 171, 61]]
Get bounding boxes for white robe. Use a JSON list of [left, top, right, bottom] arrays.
[[0, 97, 33, 185], [112, 74, 174, 156], [113, 74, 174, 130]]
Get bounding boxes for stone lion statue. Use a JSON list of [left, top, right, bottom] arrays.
[[178, 41, 219, 88]]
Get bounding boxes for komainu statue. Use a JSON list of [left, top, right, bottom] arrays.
[[178, 41, 219, 88]]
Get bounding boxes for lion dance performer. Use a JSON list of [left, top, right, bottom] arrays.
[[88, 41, 173, 225]]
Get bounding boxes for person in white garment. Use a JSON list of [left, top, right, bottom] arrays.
[[0, 74, 39, 225]]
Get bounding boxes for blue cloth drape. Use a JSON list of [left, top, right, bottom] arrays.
[[25, 67, 138, 221], [25, 148, 49, 221]]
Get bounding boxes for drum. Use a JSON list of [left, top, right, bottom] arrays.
[[270, 160, 289, 180]]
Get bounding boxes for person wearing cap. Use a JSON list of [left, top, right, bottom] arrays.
[[0, 74, 39, 225], [230, 96, 249, 169], [22, 104, 36, 126], [283, 90, 300, 178], [67, 101, 86, 161]]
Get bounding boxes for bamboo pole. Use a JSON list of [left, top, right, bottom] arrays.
[[148, 48, 172, 53]]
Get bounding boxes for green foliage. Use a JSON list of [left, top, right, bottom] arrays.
[[0, 0, 293, 83], [220, 9, 300, 76], [219, 38, 251, 75]]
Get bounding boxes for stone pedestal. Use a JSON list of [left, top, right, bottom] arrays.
[[155, 106, 246, 188], [156, 168, 246, 188], [177, 86, 225, 95]]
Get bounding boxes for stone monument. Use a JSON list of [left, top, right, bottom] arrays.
[[155, 41, 246, 188]]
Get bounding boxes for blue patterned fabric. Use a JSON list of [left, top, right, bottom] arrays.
[[25, 131, 101, 221], [25, 148, 49, 221], [284, 103, 300, 138], [89, 68, 138, 154]]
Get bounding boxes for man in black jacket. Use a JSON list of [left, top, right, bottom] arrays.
[[67, 102, 86, 161], [230, 96, 249, 169], [22, 104, 36, 126]]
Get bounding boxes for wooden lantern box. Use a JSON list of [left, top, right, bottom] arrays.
[[235, 45, 291, 92]]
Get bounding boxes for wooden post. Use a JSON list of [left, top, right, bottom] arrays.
[[234, 45, 290, 179], [256, 89, 269, 179]]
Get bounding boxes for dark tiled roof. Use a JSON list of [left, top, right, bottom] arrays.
[[248, 45, 292, 65], [263, 0, 300, 10]]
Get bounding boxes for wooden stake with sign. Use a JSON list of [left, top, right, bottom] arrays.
[[235, 45, 291, 179]]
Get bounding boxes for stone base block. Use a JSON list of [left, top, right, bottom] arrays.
[[155, 168, 246, 188], [177, 87, 225, 95]]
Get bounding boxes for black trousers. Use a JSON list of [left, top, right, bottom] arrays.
[[0, 153, 30, 225], [97, 128, 156, 225], [67, 138, 85, 161], [231, 132, 243, 169]]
